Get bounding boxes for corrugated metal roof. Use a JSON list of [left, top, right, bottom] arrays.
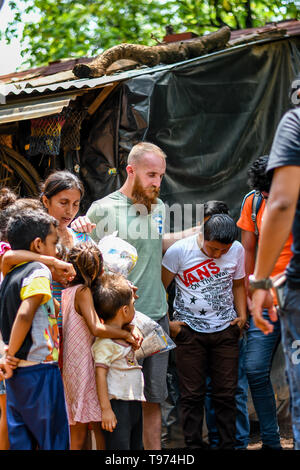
[[0, 20, 299, 99], [230, 19, 300, 39], [0, 94, 77, 124]]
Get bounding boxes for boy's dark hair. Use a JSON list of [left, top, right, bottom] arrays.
[[93, 273, 133, 322], [204, 200, 229, 219], [247, 155, 272, 193], [204, 213, 238, 244], [6, 210, 58, 250]]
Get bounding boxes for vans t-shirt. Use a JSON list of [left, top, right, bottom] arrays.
[[162, 235, 245, 333]]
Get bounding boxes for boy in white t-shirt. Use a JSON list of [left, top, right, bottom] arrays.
[[91, 273, 145, 450], [162, 214, 247, 450]]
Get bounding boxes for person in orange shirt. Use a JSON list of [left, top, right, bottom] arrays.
[[237, 155, 293, 450]]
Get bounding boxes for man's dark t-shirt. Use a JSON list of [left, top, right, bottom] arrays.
[[267, 108, 300, 287]]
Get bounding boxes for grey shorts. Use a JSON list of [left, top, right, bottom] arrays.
[[0, 379, 6, 395], [138, 314, 169, 403]]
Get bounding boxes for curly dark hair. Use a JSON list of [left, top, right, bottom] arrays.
[[67, 242, 103, 289], [247, 155, 272, 193], [0, 187, 17, 210]]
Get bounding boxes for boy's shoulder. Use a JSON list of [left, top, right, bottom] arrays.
[[165, 233, 198, 254], [5, 261, 51, 284], [92, 337, 118, 355], [231, 240, 244, 251], [227, 241, 245, 261], [92, 337, 128, 365], [19, 261, 52, 281]]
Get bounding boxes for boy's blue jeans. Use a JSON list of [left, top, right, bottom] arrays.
[[245, 310, 281, 449], [205, 334, 250, 449], [279, 284, 300, 450]]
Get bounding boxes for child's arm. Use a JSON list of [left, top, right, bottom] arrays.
[[6, 295, 44, 360], [162, 265, 176, 291], [2, 250, 75, 284], [75, 287, 139, 347], [95, 366, 117, 432], [162, 266, 186, 338], [231, 278, 247, 329]]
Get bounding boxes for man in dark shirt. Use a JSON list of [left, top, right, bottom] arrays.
[[250, 96, 300, 448]]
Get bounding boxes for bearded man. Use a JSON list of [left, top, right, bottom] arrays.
[[72, 142, 199, 450]]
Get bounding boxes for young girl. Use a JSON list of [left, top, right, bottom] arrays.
[[40, 170, 91, 370], [61, 242, 138, 450]]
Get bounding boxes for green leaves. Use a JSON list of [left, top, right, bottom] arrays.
[[4, 0, 299, 69]]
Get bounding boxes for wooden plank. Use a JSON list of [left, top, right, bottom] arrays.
[[87, 82, 119, 115]]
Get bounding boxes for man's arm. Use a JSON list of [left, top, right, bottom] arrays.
[[241, 230, 257, 282], [162, 226, 202, 254], [252, 166, 300, 333], [241, 229, 257, 310]]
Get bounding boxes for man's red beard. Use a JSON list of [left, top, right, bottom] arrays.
[[131, 176, 160, 213]]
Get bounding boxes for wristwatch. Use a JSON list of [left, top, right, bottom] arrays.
[[249, 274, 273, 290]]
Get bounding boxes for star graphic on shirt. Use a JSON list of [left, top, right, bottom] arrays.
[[198, 308, 207, 316], [190, 296, 197, 304]]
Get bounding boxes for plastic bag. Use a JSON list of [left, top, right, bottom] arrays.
[[98, 232, 138, 277], [97, 234, 176, 359], [133, 311, 176, 361]]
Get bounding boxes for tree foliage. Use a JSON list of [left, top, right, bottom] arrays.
[[2, 0, 299, 68]]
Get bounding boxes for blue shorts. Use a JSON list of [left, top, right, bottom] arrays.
[[0, 379, 5, 395], [6, 363, 70, 450]]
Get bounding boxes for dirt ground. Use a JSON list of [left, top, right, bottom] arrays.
[[247, 418, 293, 450], [162, 416, 294, 450]]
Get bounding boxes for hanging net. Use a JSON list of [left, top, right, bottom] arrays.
[[60, 107, 88, 151], [28, 114, 66, 156]]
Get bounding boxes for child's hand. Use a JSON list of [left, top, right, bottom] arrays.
[[230, 316, 247, 331], [124, 333, 140, 351], [0, 362, 13, 380], [3, 346, 19, 370], [124, 325, 143, 350], [169, 320, 186, 339], [101, 408, 117, 433], [52, 259, 76, 286], [5, 354, 20, 369]]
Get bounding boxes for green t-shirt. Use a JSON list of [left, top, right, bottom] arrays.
[[87, 191, 168, 321]]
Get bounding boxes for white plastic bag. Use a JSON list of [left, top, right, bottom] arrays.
[[98, 232, 138, 277], [97, 234, 176, 359], [133, 311, 176, 361]]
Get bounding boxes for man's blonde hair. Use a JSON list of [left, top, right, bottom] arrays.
[[127, 142, 167, 165]]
